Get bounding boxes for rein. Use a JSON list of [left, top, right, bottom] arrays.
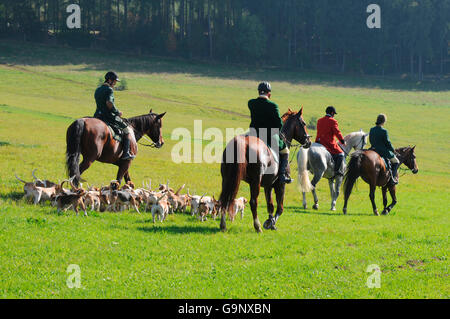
[[137, 135, 159, 148]]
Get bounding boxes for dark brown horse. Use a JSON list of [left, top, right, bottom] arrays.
[[343, 146, 418, 215], [218, 107, 311, 233], [66, 109, 166, 186]]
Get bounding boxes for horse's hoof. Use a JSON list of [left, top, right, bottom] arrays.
[[381, 209, 389, 215], [374, 210, 379, 216], [331, 207, 336, 211], [263, 219, 271, 230], [256, 227, 263, 233], [313, 204, 319, 210], [343, 208, 347, 215], [303, 204, 307, 209]]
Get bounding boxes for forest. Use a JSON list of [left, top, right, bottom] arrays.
[[0, 0, 449, 79]]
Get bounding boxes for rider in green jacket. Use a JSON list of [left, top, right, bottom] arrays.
[[94, 71, 135, 160], [248, 82, 292, 184], [369, 114, 399, 184]]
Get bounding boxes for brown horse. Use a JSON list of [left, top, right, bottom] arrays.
[[343, 146, 418, 215], [66, 109, 166, 186], [218, 107, 311, 233]]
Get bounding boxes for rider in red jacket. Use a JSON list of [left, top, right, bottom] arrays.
[[315, 106, 346, 176]]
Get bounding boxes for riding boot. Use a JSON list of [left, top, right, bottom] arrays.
[[278, 153, 293, 184], [333, 154, 345, 176], [390, 162, 399, 185], [121, 135, 135, 160]]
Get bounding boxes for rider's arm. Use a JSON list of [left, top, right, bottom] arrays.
[[332, 119, 345, 144], [271, 102, 283, 129], [106, 87, 120, 116], [384, 130, 395, 152]]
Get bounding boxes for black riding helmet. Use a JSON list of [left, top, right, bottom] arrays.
[[326, 106, 337, 115], [105, 71, 120, 82], [258, 82, 271, 94]]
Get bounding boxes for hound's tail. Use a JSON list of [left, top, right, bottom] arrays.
[[297, 147, 313, 193], [66, 119, 85, 186], [219, 136, 247, 212]]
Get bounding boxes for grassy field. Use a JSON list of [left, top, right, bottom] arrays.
[[0, 40, 448, 298]]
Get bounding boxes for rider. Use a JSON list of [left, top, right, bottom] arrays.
[[369, 114, 399, 185], [315, 106, 346, 176], [248, 82, 292, 184], [94, 71, 135, 160]]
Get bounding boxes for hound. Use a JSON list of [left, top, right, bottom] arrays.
[[230, 197, 248, 221], [151, 193, 170, 223]]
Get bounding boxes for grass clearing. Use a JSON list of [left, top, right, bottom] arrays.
[[0, 41, 448, 298]]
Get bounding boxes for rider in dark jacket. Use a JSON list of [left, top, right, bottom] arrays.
[[248, 82, 292, 184], [94, 71, 135, 160], [369, 114, 399, 184]]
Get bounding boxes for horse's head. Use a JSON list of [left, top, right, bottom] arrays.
[[146, 109, 166, 148], [345, 129, 369, 151], [397, 146, 418, 174], [281, 107, 311, 148]]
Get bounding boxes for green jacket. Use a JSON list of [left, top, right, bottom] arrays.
[[369, 126, 395, 159], [94, 84, 127, 133], [248, 97, 286, 150]]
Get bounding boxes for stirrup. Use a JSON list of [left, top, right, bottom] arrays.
[[121, 152, 136, 160]]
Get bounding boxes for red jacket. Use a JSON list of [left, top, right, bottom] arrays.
[[315, 115, 345, 155]]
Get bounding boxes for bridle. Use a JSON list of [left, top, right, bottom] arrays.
[[123, 116, 162, 148], [280, 116, 311, 163]]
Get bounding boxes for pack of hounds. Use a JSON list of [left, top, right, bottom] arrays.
[[15, 169, 248, 223]]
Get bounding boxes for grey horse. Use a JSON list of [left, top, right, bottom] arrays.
[[297, 130, 368, 211]]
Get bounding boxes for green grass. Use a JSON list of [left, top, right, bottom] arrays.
[[0, 40, 448, 298]]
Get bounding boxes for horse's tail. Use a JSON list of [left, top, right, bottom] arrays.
[[66, 119, 85, 186], [219, 137, 247, 212], [297, 147, 313, 193], [344, 151, 364, 200]]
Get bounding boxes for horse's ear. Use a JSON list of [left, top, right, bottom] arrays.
[[412, 145, 416, 151], [156, 112, 166, 119], [149, 108, 153, 114], [297, 106, 303, 118]]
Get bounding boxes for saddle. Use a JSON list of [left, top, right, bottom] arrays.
[[107, 125, 122, 142]]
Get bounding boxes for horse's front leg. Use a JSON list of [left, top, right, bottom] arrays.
[[383, 185, 397, 215], [124, 171, 131, 183], [381, 186, 388, 215], [116, 160, 132, 184], [249, 181, 262, 233], [272, 181, 286, 227], [262, 186, 275, 230]]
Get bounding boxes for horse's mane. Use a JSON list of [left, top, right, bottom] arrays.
[[126, 113, 157, 133], [281, 109, 299, 122]]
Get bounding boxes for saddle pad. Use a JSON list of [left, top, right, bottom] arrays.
[[242, 132, 279, 164], [107, 125, 122, 142], [270, 147, 279, 165]]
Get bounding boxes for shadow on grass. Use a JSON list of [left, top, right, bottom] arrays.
[[0, 191, 24, 201], [285, 205, 369, 216], [138, 225, 221, 235]]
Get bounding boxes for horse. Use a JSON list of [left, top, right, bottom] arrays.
[[342, 146, 418, 215], [296, 129, 369, 211], [66, 109, 166, 186], [218, 107, 311, 233]]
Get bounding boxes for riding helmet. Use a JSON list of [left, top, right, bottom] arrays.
[[105, 71, 120, 82], [258, 82, 272, 94], [326, 106, 337, 115]]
